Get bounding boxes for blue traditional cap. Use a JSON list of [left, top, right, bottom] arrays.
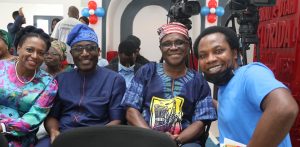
[[67, 24, 98, 47]]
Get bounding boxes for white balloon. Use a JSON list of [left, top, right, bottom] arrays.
[[89, 9, 95, 15], [210, 8, 216, 14]]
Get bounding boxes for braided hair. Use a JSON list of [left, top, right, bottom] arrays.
[[14, 25, 51, 51]]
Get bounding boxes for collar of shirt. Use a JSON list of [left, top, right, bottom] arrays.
[[118, 63, 135, 73]]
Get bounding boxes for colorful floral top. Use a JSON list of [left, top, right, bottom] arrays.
[[0, 60, 58, 147]]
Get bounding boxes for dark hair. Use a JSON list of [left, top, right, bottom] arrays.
[[126, 35, 141, 48], [14, 25, 51, 51], [193, 26, 239, 59], [51, 18, 61, 32], [118, 39, 138, 56], [79, 16, 89, 25], [52, 18, 61, 25], [12, 11, 19, 19]]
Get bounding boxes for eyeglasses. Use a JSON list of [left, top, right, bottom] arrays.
[[160, 39, 188, 48], [71, 45, 98, 54]]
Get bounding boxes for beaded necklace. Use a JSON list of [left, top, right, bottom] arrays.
[[15, 60, 36, 84]]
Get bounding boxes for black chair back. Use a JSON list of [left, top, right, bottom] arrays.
[[52, 125, 177, 147], [0, 133, 8, 147]]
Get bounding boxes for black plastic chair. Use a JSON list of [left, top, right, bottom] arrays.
[[0, 133, 8, 147], [51, 125, 177, 147]]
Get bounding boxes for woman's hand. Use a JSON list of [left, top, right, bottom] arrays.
[[50, 129, 60, 143]]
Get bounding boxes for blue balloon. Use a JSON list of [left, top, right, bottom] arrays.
[[95, 7, 105, 17], [216, 6, 225, 16], [200, 6, 210, 16], [81, 8, 90, 17]]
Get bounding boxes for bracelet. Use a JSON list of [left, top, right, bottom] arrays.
[[1, 123, 7, 133]]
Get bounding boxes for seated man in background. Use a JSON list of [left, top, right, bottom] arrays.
[[36, 24, 126, 147], [110, 35, 149, 65], [122, 22, 217, 147], [194, 26, 298, 147], [106, 39, 142, 88], [126, 35, 150, 65]]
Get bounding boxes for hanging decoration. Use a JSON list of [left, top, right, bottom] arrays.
[[200, 0, 224, 23], [81, 0, 106, 25]]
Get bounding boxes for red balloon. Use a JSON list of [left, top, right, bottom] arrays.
[[88, 1, 97, 10], [208, 0, 217, 8], [207, 14, 216, 23], [89, 15, 98, 24]]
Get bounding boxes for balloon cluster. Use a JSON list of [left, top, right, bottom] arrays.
[[81, 1, 105, 24], [200, 0, 224, 23]]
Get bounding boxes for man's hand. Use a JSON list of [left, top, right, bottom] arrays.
[[165, 132, 183, 146], [18, 7, 24, 16], [126, 107, 150, 129], [165, 132, 178, 140]]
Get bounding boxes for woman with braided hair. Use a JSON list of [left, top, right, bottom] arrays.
[[0, 25, 58, 146]]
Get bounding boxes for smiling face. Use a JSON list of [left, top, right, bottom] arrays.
[[160, 33, 189, 67], [197, 32, 238, 76], [44, 47, 62, 67], [17, 37, 47, 72], [71, 41, 99, 73]]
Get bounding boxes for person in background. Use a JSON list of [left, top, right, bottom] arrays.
[[7, 7, 26, 56], [49, 18, 61, 37], [97, 49, 109, 67], [44, 40, 69, 76], [106, 39, 142, 88], [122, 22, 217, 147], [127, 35, 150, 65], [0, 29, 16, 60], [110, 35, 150, 65], [79, 16, 89, 25], [0, 25, 58, 146], [36, 24, 126, 147], [194, 26, 298, 147], [51, 6, 82, 67]]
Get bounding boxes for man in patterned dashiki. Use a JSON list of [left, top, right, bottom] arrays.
[[122, 22, 217, 147]]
